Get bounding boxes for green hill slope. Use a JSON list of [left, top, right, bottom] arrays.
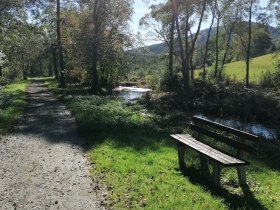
[[223, 53, 279, 83]]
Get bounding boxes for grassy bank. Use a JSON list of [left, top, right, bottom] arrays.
[[46, 79, 280, 209], [0, 81, 29, 134]]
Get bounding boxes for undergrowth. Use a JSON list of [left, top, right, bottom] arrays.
[[0, 81, 29, 134]]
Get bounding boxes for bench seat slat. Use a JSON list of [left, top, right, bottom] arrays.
[[171, 134, 248, 166], [173, 134, 238, 165]]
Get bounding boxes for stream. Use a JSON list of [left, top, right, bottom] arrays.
[[195, 113, 279, 140], [113, 86, 151, 101]]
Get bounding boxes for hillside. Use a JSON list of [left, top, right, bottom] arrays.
[[223, 53, 279, 83], [193, 53, 279, 83], [132, 24, 279, 55]]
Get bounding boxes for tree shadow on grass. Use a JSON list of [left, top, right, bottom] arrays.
[[178, 165, 266, 210]]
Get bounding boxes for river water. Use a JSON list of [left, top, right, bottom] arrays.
[[195, 113, 279, 140], [113, 87, 151, 101]]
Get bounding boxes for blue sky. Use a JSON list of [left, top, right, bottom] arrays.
[[131, 0, 270, 45]]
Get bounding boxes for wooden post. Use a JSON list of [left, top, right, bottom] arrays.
[[200, 154, 210, 177], [178, 142, 186, 169], [237, 150, 247, 186], [212, 162, 221, 187]]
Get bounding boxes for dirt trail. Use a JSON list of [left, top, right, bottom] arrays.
[[0, 81, 105, 210]]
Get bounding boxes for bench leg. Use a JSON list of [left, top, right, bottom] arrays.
[[178, 143, 186, 169], [236, 150, 247, 186], [200, 155, 210, 177], [212, 162, 221, 188], [237, 166, 247, 186]]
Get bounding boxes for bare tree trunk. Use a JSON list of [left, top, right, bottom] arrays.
[[173, 0, 189, 88], [48, 58, 53, 77], [21, 54, 27, 80], [220, 21, 237, 77], [184, 13, 190, 84], [91, 0, 100, 94], [189, 0, 206, 80], [246, 0, 253, 88], [214, 14, 220, 78], [0, 65, 2, 77], [168, 14, 175, 88], [51, 44, 59, 80], [203, 13, 214, 81], [57, 0, 65, 87]]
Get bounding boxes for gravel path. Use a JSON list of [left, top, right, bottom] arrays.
[[0, 81, 106, 210]]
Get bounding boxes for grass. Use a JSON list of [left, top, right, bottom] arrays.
[[45, 79, 280, 209], [196, 53, 280, 83], [66, 95, 227, 209], [0, 81, 29, 134], [224, 53, 280, 83]]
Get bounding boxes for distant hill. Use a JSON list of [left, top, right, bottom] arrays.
[[131, 24, 279, 55]]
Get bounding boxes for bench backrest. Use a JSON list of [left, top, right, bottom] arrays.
[[190, 116, 260, 153]]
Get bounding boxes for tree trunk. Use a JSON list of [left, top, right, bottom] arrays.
[[246, 0, 253, 88], [203, 13, 215, 81], [91, 0, 100, 94], [220, 21, 237, 78], [168, 14, 175, 89], [214, 14, 220, 78], [48, 58, 53, 77], [189, 0, 206, 80], [57, 0, 65, 87], [184, 13, 190, 85], [0, 65, 2, 77], [173, 0, 189, 88], [39, 60, 43, 77], [51, 44, 59, 80]]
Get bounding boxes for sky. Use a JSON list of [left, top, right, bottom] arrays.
[[131, 0, 271, 46]]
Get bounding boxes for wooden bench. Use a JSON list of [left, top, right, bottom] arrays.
[[171, 116, 260, 187]]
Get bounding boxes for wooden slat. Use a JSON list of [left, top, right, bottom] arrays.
[[189, 123, 254, 153], [193, 116, 260, 141], [171, 134, 248, 166], [171, 134, 238, 165]]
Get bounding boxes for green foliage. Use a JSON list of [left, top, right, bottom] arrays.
[[0, 81, 29, 134]]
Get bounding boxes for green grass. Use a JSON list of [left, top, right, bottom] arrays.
[[195, 53, 280, 84], [43, 75, 280, 209], [45, 84, 279, 209], [0, 81, 29, 134], [224, 53, 279, 83]]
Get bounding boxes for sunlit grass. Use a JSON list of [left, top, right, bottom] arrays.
[[42, 74, 280, 209], [196, 53, 280, 83], [224, 53, 279, 83], [53, 89, 280, 209], [0, 81, 29, 134]]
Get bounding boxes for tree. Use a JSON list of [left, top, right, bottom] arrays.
[[203, 1, 215, 80], [140, 1, 177, 89], [234, 0, 258, 87], [219, 0, 241, 78], [246, 0, 253, 88], [0, 52, 6, 77], [172, 0, 189, 88], [57, 0, 66, 87]]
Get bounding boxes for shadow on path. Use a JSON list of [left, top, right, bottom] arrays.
[[17, 81, 87, 148]]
